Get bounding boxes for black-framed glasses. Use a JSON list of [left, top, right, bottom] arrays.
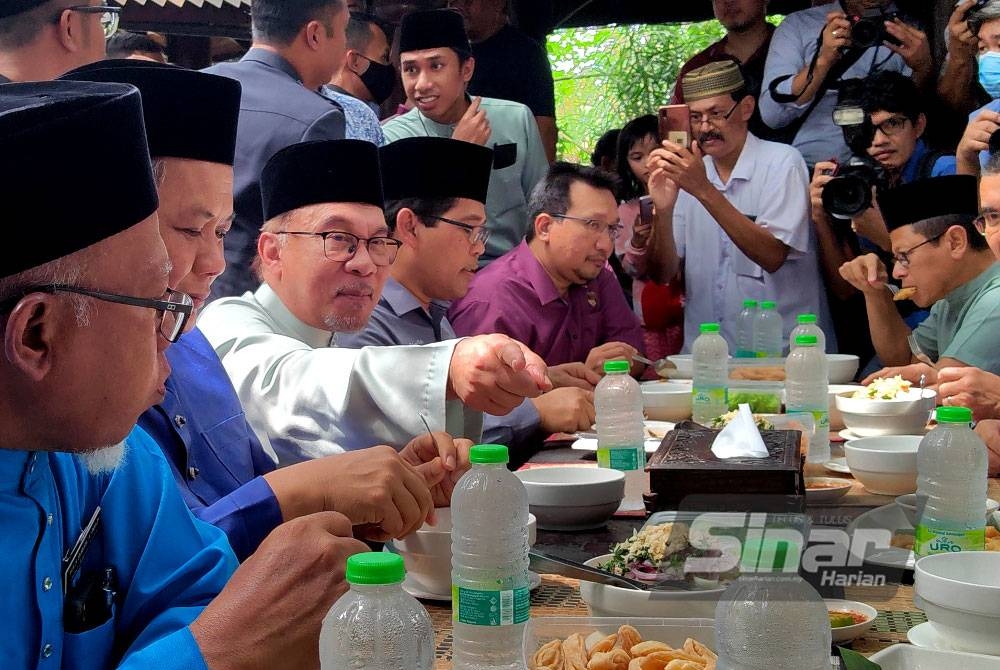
[[550, 213, 623, 240], [280, 230, 402, 266], [892, 231, 946, 268], [974, 208, 1000, 235], [0, 285, 192, 343], [872, 115, 911, 138], [54, 4, 122, 39], [689, 101, 740, 127], [417, 213, 491, 246]]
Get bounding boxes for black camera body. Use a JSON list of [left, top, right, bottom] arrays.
[[848, 3, 903, 50], [822, 156, 889, 220]]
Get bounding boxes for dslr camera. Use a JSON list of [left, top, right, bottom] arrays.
[[847, 1, 902, 50], [822, 84, 889, 220]]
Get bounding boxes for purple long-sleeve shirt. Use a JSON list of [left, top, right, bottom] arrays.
[[448, 240, 644, 366]]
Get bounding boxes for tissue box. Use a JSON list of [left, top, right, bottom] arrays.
[[644, 421, 805, 514]]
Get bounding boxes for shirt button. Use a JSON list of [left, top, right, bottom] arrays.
[[42, 577, 52, 592], [188, 466, 200, 480], [41, 643, 53, 658], [46, 513, 54, 526], [174, 415, 187, 428]]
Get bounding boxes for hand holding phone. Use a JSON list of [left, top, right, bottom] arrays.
[[658, 104, 691, 150]]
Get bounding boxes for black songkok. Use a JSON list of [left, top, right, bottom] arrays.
[[398, 9, 471, 56], [877, 175, 980, 231], [380, 137, 493, 204]]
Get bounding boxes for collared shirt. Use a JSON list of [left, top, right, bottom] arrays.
[[0, 427, 236, 669], [0, 73, 10, 83], [899, 139, 956, 184], [913, 262, 1000, 373], [672, 132, 834, 353], [138, 328, 282, 562], [971, 99, 1000, 169], [448, 240, 645, 365], [337, 277, 539, 450], [319, 85, 385, 146], [197, 283, 480, 465], [382, 97, 549, 266], [759, 2, 911, 167]]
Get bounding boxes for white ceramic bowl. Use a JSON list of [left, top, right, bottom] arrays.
[[578, 554, 725, 619], [828, 384, 865, 431], [834, 388, 937, 437], [915, 552, 1000, 655], [894, 494, 1000, 527], [826, 354, 860, 384], [515, 467, 625, 531], [390, 508, 537, 598], [640, 380, 693, 422], [844, 435, 922, 495], [826, 599, 878, 643]]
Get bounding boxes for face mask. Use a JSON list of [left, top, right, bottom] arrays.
[[355, 55, 396, 105], [978, 51, 1000, 99]]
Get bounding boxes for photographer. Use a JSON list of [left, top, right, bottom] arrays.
[[956, 1, 1000, 175], [759, 0, 932, 168]]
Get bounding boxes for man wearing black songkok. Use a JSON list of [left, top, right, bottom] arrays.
[[840, 175, 1000, 384]]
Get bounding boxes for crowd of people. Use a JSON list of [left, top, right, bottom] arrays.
[[2, 0, 1000, 667]]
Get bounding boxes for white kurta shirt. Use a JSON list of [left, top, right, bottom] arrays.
[[673, 132, 834, 353], [198, 283, 482, 465]]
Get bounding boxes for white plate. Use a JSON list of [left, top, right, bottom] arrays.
[[845, 502, 915, 570], [824, 457, 851, 474], [839, 428, 866, 441], [573, 421, 673, 453], [402, 571, 541, 602], [572, 438, 662, 453], [826, 599, 877, 643], [870, 643, 1000, 668]]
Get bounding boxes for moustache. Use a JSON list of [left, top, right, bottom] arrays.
[[698, 132, 723, 144]]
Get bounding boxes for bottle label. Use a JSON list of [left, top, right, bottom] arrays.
[[452, 585, 530, 626], [692, 387, 727, 406], [787, 409, 829, 432], [914, 524, 986, 556], [734, 349, 755, 358], [597, 447, 640, 471]]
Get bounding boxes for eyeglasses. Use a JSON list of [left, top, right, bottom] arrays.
[[280, 230, 402, 266], [689, 101, 740, 127], [974, 208, 1000, 235], [54, 4, 122, 39], [0, 285, 193, 343], [892, 231, 945, 268], [417, 213, 491, 246], [550, 213, 623, 240], [872, 115, 911, 138]]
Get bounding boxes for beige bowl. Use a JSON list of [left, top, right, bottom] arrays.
[[844, 435, 921, 495], [834, 388, 936, 437], [640, 380, 693, 422]]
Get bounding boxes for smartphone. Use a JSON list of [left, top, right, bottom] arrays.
[[638, 195, 654, 225], [658, 104, 691, 149]]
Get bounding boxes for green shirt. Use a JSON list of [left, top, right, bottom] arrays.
[[914, 261, 1000, 373], [383, 96, 549, 265]]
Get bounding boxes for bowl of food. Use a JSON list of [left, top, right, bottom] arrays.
[[834, 376, 936, 437], [515, 466, 625, 531], [826, 599, 878, 643], [806, 477, 853, 503], [640, 379, 693, 422], [844, 435, 922, 495], [914, 552, 1000, 655], [828, 384, 865, 431], [388, 508, 536, 599], [895, 494, 1000, 527]]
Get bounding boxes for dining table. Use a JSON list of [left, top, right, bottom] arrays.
[[424, 437, 1000, 668]]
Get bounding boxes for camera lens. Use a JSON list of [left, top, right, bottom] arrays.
[[990, 129, 1000, 156], [850, 18, 882, 50], [822, 173, 873, 219]]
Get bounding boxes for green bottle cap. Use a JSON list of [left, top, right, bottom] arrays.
[[794, 334, 818, 346], [743, 299, 758, 308], [346, 552, 405, 585], [699, 322, 720, 333], [470, 444, 509, 464], [936, 406, 973, 424], [603, 360, 630, 374], [796, 314, 817, 324], [760, 301, 777, 310]]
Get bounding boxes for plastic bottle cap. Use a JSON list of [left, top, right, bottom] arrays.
[[796, 314, 817, 324], [794, 334, 818, 346], [742, 299, 758, 308], [346, 552, 405, 585], [936, 406, 973, 424], [760, 301, 776, 310], [469, 444, 510, 464], [603, 360, 631, 374], [699, 322, 721, 333]]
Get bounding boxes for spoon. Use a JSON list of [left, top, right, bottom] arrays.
[[633, 354, 678, 379]]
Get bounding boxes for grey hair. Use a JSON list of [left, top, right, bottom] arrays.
[[984, 151, 1000, 176], [970, 1, 1000, 33], [0, 248, 100, 327]]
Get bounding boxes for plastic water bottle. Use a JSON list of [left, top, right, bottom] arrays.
[[595, 360, 647, 512], [735, 300, 758, 358], [914, 406, 988, 557], [692, 323, 729, 426], [451, 444, 530, 670], [715, 531, 832, 670], [789, 313, 826, 352], [785, 334, 830, 464], [754, 300, 783, 358], [319, 552, 434, 670]]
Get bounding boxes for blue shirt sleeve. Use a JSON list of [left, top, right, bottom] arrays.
[[190, 476, 283, 562]]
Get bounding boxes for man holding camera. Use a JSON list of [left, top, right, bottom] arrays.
[[759, 0, 932, 168], [955, 1, 1000, 175]]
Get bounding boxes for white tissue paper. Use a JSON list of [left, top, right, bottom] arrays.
[[711, 403, 769, 459]]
